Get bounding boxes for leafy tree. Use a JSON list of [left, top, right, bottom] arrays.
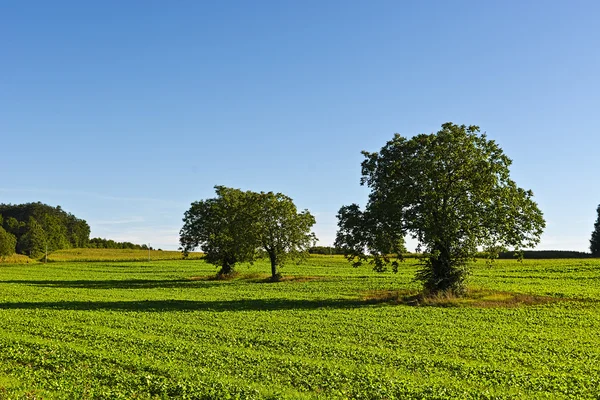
[[40, 213, 70, 252], [590, 204, 600, 256], [4, 217, 25, 237], [18, 217, 46, 258], [180, 186, 259, 276], [69, 219, 91, 248], [336, 123, 545, 295], [252, 191, 316, 280], [180, 186, 317, 279], [0, 216, 17, 259]]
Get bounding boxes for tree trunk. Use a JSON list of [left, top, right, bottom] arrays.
[[423, 244, 467, 295], [426, 248, 467, 296], [268, 250, 278, 281], [219, 261, 234, 276]]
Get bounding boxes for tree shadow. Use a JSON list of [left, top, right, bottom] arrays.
[[1, 279, 224, 290], [0, 298, 389, 312], [2, 274, 327, 289]]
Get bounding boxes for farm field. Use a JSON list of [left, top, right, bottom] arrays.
[[45, 248, 204, 263], [1, 256, 600, 399]]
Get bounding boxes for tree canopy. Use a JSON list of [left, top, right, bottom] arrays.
[[590, 204, 600, 256], [251, 191, 316, 280], [0, 215, 17, 258], [180, 186, 316, 279], [336, 203, 406, 272], [88, 238, 151, 250], [0, 202, 90, 258], [336, 123, 546, 294], [180, 186, 257, 275]]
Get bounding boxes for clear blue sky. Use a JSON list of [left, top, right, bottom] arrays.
[[2, 1, 599, 251]]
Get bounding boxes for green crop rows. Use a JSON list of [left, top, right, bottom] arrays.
[[1, 256, 600, 399]]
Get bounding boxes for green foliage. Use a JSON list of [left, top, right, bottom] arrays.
[[0, 217, 17, 258], [251, 191, 316, 279], [180, 186, 263, 275], [337, 123, 546, 294], [308, 246, 345, 255], [88, 237, 150, 250], [336, 203, 406, 272], [0, 202, 90, 257], [180, 186, 316, 278], [18, 217, 46, 258], [1, 257, 600, 398], [590, 204, 600, 256]]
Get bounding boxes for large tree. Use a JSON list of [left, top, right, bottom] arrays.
[[336, 123, 545, 295], [590, 204, 600, 256], [252, 191, 316, 280], [180, 186, 317, 278], [180, 186, 258, 276]]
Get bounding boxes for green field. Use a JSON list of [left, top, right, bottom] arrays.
[[46, 248, 204, 263], [1, 256, 600, 399]]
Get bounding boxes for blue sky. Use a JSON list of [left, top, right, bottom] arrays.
[[1, 1, 599, 251]]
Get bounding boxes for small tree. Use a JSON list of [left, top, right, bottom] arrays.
[[252, 191, 317, 280], [336, 123, 545, 295], [590, 204, 600, 256], [180, 186, 258, 276]]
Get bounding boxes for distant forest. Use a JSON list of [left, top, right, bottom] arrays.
[[87, 238, 150, 250], [0, 202, 148, 258], [308, 246, 345, 255]]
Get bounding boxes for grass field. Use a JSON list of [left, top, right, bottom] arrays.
[[46, 248, 204, 262], [1, 255, 600, 399], [0, 254, 37, 264]]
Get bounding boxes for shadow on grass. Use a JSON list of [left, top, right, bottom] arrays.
[[1, 279, 225, 290], [190, 273, 325, 283], [0, 297, 390, 312], [361, 289, 573, 308], [2, 274, 325, 290]]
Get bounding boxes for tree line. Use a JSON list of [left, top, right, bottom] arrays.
[[88, 238, 151, 250], [307, 246, 345, 255], [0, 202, 151, 259], [0, 202, 90, 258]]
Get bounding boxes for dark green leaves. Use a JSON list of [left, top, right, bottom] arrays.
[[337, 123, 546, 294], [0, 202, 90, 257], [0, 219, 17, 258], [180, 186, 317, 277]]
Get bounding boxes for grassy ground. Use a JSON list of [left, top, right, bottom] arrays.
[[1, 249, 204, 264], [47, 248, 204, 262], [0, 254, 37, 264], [1, 256, 599, 398]]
